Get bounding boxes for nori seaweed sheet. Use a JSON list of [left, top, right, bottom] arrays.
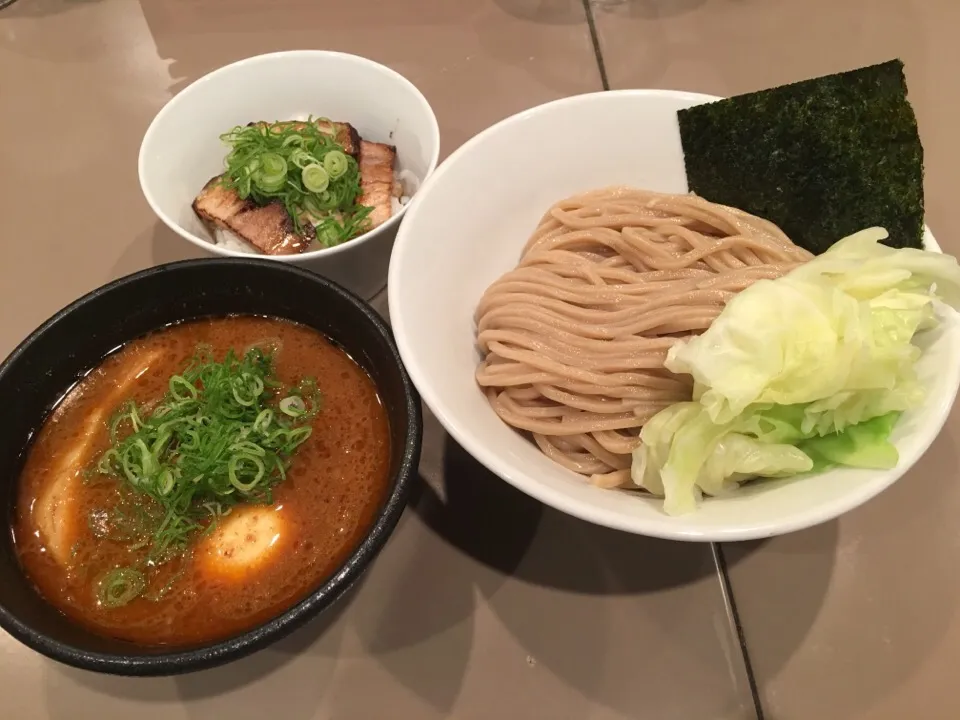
[[677, 59, 924, 254]]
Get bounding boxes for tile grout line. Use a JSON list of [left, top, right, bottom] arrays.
[[580, 0, 610, 91], [713, 543, 766, 720]]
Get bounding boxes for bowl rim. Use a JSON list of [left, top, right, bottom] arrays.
[[137, 50, 441, 263], [388, 87, 955, 542], [0, 257, 422, 675]]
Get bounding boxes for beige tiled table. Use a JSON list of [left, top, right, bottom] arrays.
[[0, 1, 955, 718]]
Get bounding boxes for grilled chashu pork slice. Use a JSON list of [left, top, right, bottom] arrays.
[[192, 179, 313, 255], [358, 140, 399, 230]]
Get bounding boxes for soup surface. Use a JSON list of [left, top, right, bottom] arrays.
[[13, 316, 391, 647]]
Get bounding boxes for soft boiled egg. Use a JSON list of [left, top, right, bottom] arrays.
[[196, 504, 288, 582]]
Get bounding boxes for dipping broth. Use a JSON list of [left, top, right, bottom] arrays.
[[13, 316, 391, 647]]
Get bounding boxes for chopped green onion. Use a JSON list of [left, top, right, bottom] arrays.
[[93, 347, 321, 560], [169, 375, 197, 401], [254, 409, 274, 434], [151, 429, 173, 456], [305, 191, 337, 214], [180, 428, 201, 451], [158, 469, 175, 496], [255, 153, 288, 193], [284, 427, 312, 447], [323, 150, 348, 180], [288, 148, 316, 169], [301, 163, 329, 193], [231, 372, 264, 406], [316, 223, 342, 248], [279, 396, 307, 417], [97, 449, 119, 475], [230, 440, 267, 457], [97, 568, 146, 608], [218, 118, 374, 244], [228, 454, 266, 492]]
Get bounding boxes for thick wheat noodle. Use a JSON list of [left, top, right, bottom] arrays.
[[475, 187, 812, 488]]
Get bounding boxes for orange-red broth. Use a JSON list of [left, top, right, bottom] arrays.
[[13, 316, 391, 647]]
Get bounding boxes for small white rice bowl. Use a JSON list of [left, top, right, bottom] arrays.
[[139, 51, 440, 300]]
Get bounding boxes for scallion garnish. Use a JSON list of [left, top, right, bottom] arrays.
[[301, 163, 329, 193], [97, 568, 146, 609], [323, 150, 349, 180], [95, 347, 322, 566], [219, 118, 373, 246]]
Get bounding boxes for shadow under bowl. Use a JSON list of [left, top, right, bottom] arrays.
[[0, 258, 422, 675]]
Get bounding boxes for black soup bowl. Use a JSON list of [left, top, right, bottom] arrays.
[[0, 258, 422, 676]]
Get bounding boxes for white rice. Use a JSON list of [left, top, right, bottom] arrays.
[[391, 168, 420, 215], [213, 227, 258, 254]]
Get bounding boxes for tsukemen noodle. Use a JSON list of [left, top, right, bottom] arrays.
[[475, 187, 812, 488]]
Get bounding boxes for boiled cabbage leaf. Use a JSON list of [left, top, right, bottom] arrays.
[[632, 227, 960, 515]]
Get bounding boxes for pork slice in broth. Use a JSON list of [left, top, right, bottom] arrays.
[[33, 348, 164, 567]]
